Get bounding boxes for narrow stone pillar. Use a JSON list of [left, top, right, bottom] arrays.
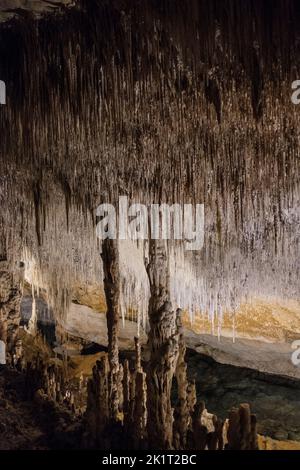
[[250, 414, 259, 450], [122, 359, 131, 415], [146, 240, 179, 449], [187, 380, 197, 418], [134, 336, 142, 372], [132, 370, 147, 449], [227, 403, 258, 450], [101, 238, 121, 421], [173, 308, 189, 449], [85, 355, 110, 447], [190, 401, 207, 450]]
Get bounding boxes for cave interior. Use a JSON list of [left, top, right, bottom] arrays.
[[0, 0, 300, 451]]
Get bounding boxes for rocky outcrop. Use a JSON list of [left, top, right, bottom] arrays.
[[0, 257, 24, 364]]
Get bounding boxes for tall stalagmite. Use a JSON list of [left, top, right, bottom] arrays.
[[0, 0, 299, 325], [101, 238, 121, 421], [146, 240, 179, 449], [85, 355, 110, 448], [173, 308, 189, 449]]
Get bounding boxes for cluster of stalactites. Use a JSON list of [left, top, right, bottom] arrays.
[[0, 0, 299, 329]]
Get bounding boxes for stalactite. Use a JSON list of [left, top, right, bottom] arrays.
[[146, 239, 179, 450], [0, 0, 299, 335]]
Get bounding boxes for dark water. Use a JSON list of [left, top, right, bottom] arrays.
[[186, 349, 300, 441]]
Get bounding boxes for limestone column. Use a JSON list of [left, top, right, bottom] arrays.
[[101, 238, 121, 421], [146, 239, 179, 449]]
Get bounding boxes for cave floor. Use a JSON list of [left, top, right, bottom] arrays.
[[2, 348, 300, 450], [0, 369, 48, 450], [186, 349, 300, 442]]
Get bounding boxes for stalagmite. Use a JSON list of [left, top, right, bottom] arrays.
[[117, 363, 124, 414], [101, 239, 121, 421], [190, 401, 207, 450], [134, 336, 142, 372], [173, 308, 189, 449], [132, 371, 147, 449], [122, 359, 131, 415], [146, 239, 179, 449], [227, 403, 258, 450], [85, 355, 110, 447], [187, 380, 197, 418]]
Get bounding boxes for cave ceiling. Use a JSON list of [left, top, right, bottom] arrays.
[[0, 0, 299, 322], [0, 1, 73, 22]]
